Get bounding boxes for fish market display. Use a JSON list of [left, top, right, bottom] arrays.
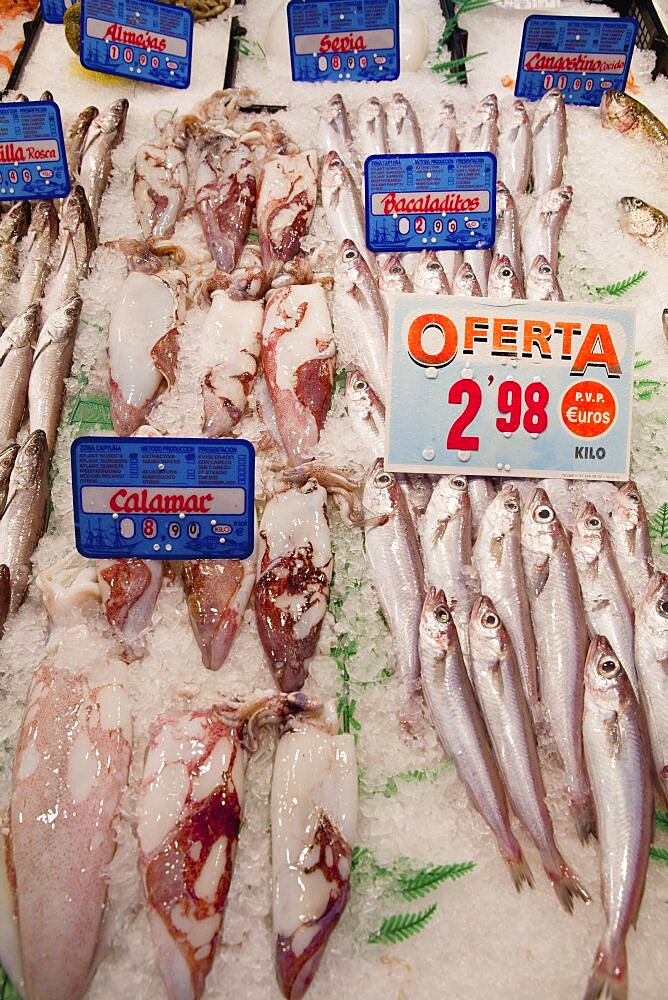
[[634, 572, 668, 803], [0, 305, 40, 450], [0, 430, 49, 614], [271, 703, 357, 999], [618, 195, 668, 254], [600, 90, 668, 151], [28, 295, 83, 452], [582, 636, 653, 1000]]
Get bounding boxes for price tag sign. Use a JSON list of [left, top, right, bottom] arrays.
[[385, 294, 635, 480], [287, 0, 399, 83], [72, 437, 255, 560], [364, 153, 496, 254], [80, 0, 194, 89], [515, 15, 637, 106], [0, 101, 70, 202], [41, 0, 74, 25]]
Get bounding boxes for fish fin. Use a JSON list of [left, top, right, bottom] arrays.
[[489, 658, 504, 699], [549, 860, 590, 914], [432, 516, 451, 545], [507, 852, 534, 893], [571, 797, 597, 844], [532, 557, 550, 597], [584, 941, 627, 1000], [31, 332, 53, 365]]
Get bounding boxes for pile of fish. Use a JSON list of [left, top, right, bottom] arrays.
[[0, 79, 665, 1000]]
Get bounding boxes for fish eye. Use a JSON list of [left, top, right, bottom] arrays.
[[534, 504, 554, 523], [434, 605, 450, 624], [390, 264, 403, 274], [427, 261, 440, 271], [352, 378, 367, 391], [374, 471, 393, 488], [539, 263, 552, 275], [657, 598, 668, 618], [499, 266, 513, 278], [626, 490, 639, 502], [482, 611, 500, 629], [451, 476, 467, 491], [504, 499, 519, 513], [343, 248, 358, 261], [586, 516, 601, 529], [631, 198, 644, 208], [597, 655, 622, 679]]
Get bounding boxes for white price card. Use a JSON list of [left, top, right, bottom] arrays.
[[385, 294, 635, 480]]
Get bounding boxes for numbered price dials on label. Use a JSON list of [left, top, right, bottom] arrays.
[[0, 101, 70, 202], [515, 15, 637, 107], [385, 294, 635, 480], [365, 153, 496, 255], [71, 437, 255, 560], [287, 0, 399, 83], [80, 0, 194, 89]]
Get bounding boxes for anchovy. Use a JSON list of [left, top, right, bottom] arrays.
[[582, 635, 652, 1000], [28, 295, 82, 452], [43, 186, 96, 313], [79, 98, 129, 230], [497, 100, 531, 195], [357, 97, 389, 160], [634, 572, 668, 804], [473, 485, 541, 728], [0, 203, 30, 321], [0, 443, 18, 515], [487, 254, 524, 301], [571, 502, 637, 695], [320, 151, 368, 255], [17, 201, 59, 311], [522, 185, 572, 275], [386, 93, 423, 154], [469, 596, 588, 911], [608, 481, 653, 607], [63, 106, 98, 181], [0, 304, 40, 450], [521, 488, 594, 842], [532, 90, 567, 195], [363, 460, 424, 730], [420, 588, 533, 889], [494, 181, 523, 281], [0, 429, 49, 614], [413, 250, 451, 294], [525, 255, 563, 300], [333, 240, 387, 401]]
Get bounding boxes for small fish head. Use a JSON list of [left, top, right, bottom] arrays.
[[573, 501, 606, 561], [13, 430, 47, 486], [363, 459, 400, 519], [512, 99, 530, 124], [522, 487, 561, 556], [432, 474, 470, 520], [470, 595, 508, 656], [612, 480, 645, 532], [452, 262, 481, 296], [619, 196, 660, 239], [478, 94, 499, 120], [336, 239, 364, 279], [414, 251, 448, 292], [380, 255, 411, 291], [489, 254, 522, 299], [100, 98, 129, 133], [323, 149, 346, 180], [600, 91, 637, 132], [528, 255, 559, 294], [644, 571, 668, 626], [359, 96, 383, 125], [324, 93, 346, 123], [0, 443, 19, 477], [584, 635, 633, 708], [421, 586, 457, 647], [488, 484, 521, 536], [439, 101, 456, 123], [495, 180, 512, 211], [345, 369, 373, 413], [540, 89, 564, 114]]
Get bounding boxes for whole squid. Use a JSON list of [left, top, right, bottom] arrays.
[[98, 557, 163, 659], [134, 119, 189, 240], [195, 132, 257, 272], [201, 289, 263, 437], [256, 123, 317, 269]]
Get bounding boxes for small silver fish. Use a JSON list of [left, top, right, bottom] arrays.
[[494, 181, 523, 281], [0, 202, 30, 321], [532, 90, 567, 196], [608, 481, 653, 607], [437, 250, 463, 284], [525, 255, 563, 301], [28, 295, 83, 452], [635, 572, 668, 804], [386, 93, 423, 154], [464, 94, 499, 155], [317, 93, 361, 176], [17, 201, 59, 312], [43, 186, 96, 314], [618, 196, 668, 254], [452, 261, 482, 296], [334, 241, 387, 401], [468, 476, 496, 541], [487, 254, 524, 301], [345, 368, 385, 456], [379, 254, 413, 294], [432, 101, 458, 153], [357, 97, 389, 160], [79, 99, 129, 231], [463, 249, 490, 296], [498, 100, 531, 195], [0, 304, 40, 450], [413, 251, 450, 295], [522, 185, 572, 275], [320, 151, 368, 255], [64, 106, 98, 181], [0, 429, 49, 614], [582, 635, 652, 1000], [0, 443, 19, 516]]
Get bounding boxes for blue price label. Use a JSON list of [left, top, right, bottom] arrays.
[[515, 15, 637, 106], [287, 0, 399, 83], [0, 101, 70, 202], [80, 0, 193, 89], [385, 294, 635, 480], [364, 153, 496, 254], [41, 0, 74, 25], [71, 437, 255, 560]]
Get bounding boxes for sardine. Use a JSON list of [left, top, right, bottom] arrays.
[[386, 93, 423, 154], [600, 90, 668, 151], [582, 635, 652, 1000], [0, 443, 18, 515], [494, 181, 523, 280], [320, 150, 368, 254], [487, 254, 524, 301], [63, 105, 98, 181], [521, 488, 594, 841], [497, 100, 531, 195], [571, 502, 637, 694], [272, 706, 356, 999], [357, 97, 389, 160], [333, 240, 387, 401], [532, 90, 567, 195], [182, 546, 256, 671], [43, 186, 96, 314], [413, 250, 451, 294], [134, 123, 189, 240], [196, 135, 256, 272], [0, 203, 30, 320], [28, 295, 82, 452], [256, 480, 332, 692], [608, 481, 653, 607], [463, 94, 499, 155], [0, 430, 49, 614], [17, 201, 58, 311], [363, 460, 424, 729], [257, 133, 317, 268], [0, 305, 40, 450], [473, 485, 540, 727], [79, 98, 129, 230], [522, 185, 573, 274], [379, 254, 413, 293], [419, 474, 478, 667], [452, 261, 482, 296], [420, 588, 533, 888], [525, 254, 563, 300], [634, 572, 668, 803], [98, 558, 163, 660], [345, 368, 385, 455], [261, 283, 335, 466], [463, 249, 490, 296], [201, 289, 263, 437], [618, 196, 668, 254], [469, 596, 588, 911], [317, 93, 361, 176]]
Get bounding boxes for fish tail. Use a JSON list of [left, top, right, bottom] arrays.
[[571, 795, 597, 844], [549, 859, 591, 914], [583, 941, 627, 1000], [506, 850, 534, 893]]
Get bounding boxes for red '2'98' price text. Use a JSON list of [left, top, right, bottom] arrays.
[[446, 378, 550, 451]]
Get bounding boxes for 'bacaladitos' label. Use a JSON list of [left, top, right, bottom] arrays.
[[365, 153, 496, 254], [80, 0, 193, 88], [287, 0, 399, 83], [0, 101, 70, 201], [72, 437, 255, 560], [515, 15, 637, 106], [385, 294, 635, 480]]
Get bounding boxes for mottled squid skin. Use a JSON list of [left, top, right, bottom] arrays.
[[257, 146, 317, 268], [98, 557, 163, 658], [196, 139, 257, 272]]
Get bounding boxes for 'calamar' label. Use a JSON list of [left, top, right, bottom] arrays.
[[80, 0, 193, 89], [0, 101, 70, 202], [287, 0, 399, 83], [71, 437, 255, 560], [365, 153, 496, 254], [385, 294, 635, 480], [515, 15, 637, 106]]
